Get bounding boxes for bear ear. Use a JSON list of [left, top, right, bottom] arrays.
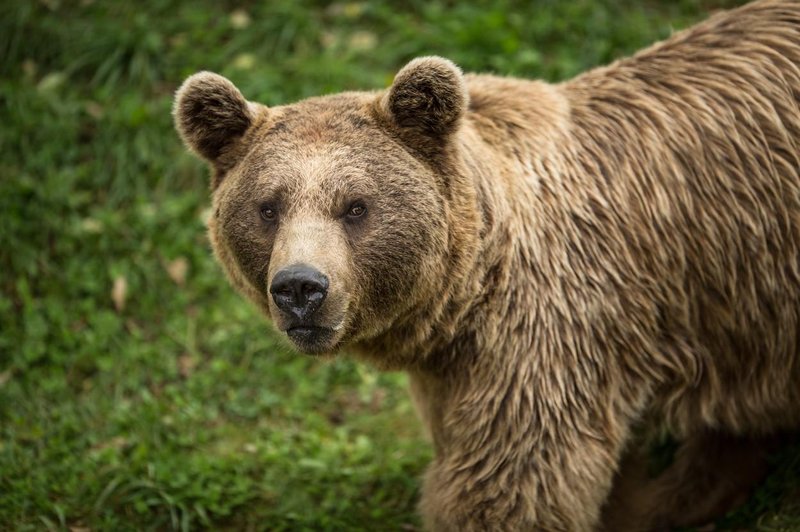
[[382, 56, 468, 138], [173, 71, 255, 168]]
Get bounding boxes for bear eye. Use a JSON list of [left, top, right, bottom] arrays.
[[259, 205, 277, 221], [346, 202, 366, 219]]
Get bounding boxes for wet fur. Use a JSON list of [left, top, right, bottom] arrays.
[[175, 1, 800, 529]]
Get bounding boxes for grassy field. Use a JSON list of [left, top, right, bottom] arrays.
[[2, 0, 799, 530]]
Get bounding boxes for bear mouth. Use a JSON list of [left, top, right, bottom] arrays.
[[285, 325, 336, 354]]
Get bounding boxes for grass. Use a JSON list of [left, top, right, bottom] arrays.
[[1, 0, 798, 529]]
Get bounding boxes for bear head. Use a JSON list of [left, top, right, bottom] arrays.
[[174, 57, 479, 364]]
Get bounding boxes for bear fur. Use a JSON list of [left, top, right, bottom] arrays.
[[174, 1, 800, 530]]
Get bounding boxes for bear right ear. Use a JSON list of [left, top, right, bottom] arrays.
[[173, 72, 255, 171], [381, 56, 468, 139]]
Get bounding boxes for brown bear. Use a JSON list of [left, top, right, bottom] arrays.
[[174, 1, 800, 530]]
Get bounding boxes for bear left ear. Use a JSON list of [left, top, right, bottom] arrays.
[[382, 56, 468, 138], [173, 71, 255, 169]]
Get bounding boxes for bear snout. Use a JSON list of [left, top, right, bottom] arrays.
[[270, 263, 329, 321], [269, 263, 342, 354]]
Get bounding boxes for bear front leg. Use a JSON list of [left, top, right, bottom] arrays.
[[416, 402, 634, 531], [418, 432, 627, 531]]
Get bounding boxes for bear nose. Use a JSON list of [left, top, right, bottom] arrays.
[[270, 264, 329, 321]]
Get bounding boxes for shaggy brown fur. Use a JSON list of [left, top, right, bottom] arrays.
[[174, 1, 800, 529]]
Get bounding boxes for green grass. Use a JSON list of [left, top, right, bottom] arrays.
[[1, 0, 798, 529]]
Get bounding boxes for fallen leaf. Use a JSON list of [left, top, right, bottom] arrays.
[[320, 31, 338, 49], [111, 276, 127, 312], [230, 9, 251, 29], [232, 53, 256, 70], [21, 59, 37, 80], [343, 2, 364, 18], [85, 101, 104, 119], [37, 71, 66, 92], [348, 30, 376, 51], [91, 436, 128, 452], [81, 218, 102, 233], [166, 257, 189, 286], [178, 353, 197, 378]]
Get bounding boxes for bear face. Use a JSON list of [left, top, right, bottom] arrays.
[[174, 58, 474, 357]]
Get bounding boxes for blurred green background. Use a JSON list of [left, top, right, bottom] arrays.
[[2, 0, 799, 530]]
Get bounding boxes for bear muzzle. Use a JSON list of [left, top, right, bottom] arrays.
[[269, 263, 341, 353]]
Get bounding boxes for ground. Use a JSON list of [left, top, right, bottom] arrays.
[[1, 0, 799, 529]]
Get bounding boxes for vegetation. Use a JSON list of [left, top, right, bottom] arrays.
[[1, 0, 797, 529]]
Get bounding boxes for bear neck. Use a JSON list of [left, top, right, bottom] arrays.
[[353, 76, 576, 374]]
